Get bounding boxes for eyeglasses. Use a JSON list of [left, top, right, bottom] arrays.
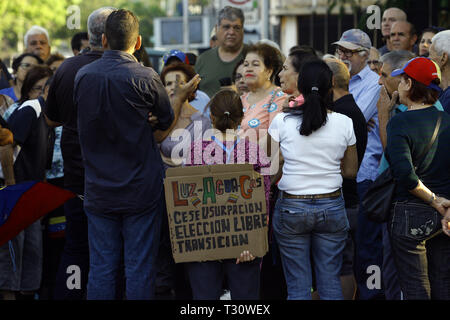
[[335, 47, 364, 58], [31, 85, 44, 93], [367, 60, 381, 65]]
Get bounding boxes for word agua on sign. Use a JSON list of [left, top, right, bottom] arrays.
[[171, 175, 263, 206]]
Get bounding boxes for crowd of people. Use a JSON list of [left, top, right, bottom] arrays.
[[0, 5, 449, 301]]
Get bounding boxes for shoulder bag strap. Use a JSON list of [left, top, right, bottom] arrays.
[[414, 112, 442, 171]]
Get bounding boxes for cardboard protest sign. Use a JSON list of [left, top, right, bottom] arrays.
[[164, 164, 268, 263]]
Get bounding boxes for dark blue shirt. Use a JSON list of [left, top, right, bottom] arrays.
[[331, 94, 368, 207], [74, 50, 174, 214], [440, 86, 450, 115], [8, 97, 52, 183], [45, 50, 104, 192]]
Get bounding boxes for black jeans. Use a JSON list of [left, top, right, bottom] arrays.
[[388, 201, 450, 300], [53, 186, 89, 300]]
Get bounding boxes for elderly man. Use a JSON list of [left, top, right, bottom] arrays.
[[368, 47, 382, 74], [74, 9, 173, 300], [379, 8, 407, 55], [24, 25, 51, 61], [333, 29, 384, 300], [377, 50, 416, 147], [429, 30, 450, 113], [195, 6, 247, 98], [390, 21, 418, 53], [43, 7, 116, 300]]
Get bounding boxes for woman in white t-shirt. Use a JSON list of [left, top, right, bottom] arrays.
[[268, 60, 358, 300]]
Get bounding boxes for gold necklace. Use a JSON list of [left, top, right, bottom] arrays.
[[408, 103, 425, 111]]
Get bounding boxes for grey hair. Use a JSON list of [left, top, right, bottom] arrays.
[[217, 6, 245, 26], [380, 50, 416, 71], [431, 30, 450, 57], [324, 58, 350, 90], [87, 7, 117, 48], [358, 48, 370, 58], [322, 54, 338, 60], [24, 25, 50, 47]]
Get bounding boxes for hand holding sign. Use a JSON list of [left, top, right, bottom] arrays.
[[236, 250, 255, 264]]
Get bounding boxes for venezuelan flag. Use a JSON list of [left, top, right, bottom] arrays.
[[0, 181, 75, 246], [227, 194, 239, 204]]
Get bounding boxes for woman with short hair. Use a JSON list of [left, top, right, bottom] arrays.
[[240, 43, 285, 143], [385, 57, 450, 300]]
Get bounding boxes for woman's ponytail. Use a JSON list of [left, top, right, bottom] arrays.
[[284, 60, 333, 136]]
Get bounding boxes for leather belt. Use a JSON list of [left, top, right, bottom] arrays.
[[282, 189, 341, 200]]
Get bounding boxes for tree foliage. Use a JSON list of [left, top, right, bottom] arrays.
[[0, 0, 167, 59], [0, 0, 77, 52]]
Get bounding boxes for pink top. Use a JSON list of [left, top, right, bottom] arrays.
[[240, 89, 286, 135]]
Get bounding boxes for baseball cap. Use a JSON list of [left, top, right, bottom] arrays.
[[333, 29, 372, 50], [163, 49, 189, 65], [391, 57, 442, 91]]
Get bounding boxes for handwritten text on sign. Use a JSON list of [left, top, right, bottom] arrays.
[[164, 166, 268, 263]]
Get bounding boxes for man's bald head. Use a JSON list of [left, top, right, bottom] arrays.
[[382, 7, 407, 37], [390, 21, 417, 51]]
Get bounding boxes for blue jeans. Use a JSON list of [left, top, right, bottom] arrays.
[[355, 180, 384, 300], [272, 193, 349, 300], [85, 201, 162, 300]]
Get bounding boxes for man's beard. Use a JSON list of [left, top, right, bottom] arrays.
[[341, 59, 353, 74]]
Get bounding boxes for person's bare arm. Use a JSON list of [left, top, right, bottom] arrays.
[[153, 74, 201, 143], [409, 180, 450, 216], [0, 144, 15, 185], [0, 127, 13, 146], [341, 144, 358, 179], [270, 152, 284, 185]]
